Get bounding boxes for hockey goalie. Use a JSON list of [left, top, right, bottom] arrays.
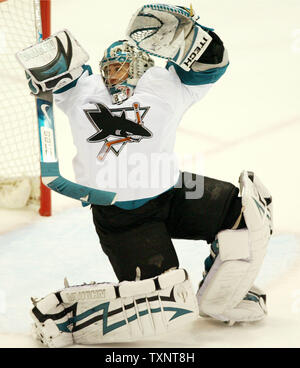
[[17, 4, 273, 347]]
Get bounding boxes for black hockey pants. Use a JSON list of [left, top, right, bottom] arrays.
[[92, 172, 246, 282]]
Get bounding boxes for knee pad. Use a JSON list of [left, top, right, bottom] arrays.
[[197, 171, 272, 323]]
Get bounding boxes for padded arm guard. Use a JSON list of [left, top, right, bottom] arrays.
[[16, 29, 89, 92], [126, 4, 212, 71]]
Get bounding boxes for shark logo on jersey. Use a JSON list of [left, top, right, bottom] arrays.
[[84, 103, 152, 161]]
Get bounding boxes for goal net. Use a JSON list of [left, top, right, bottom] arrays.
[[0, 0, 51, 215]]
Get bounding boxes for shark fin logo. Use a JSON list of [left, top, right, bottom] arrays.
[[84, 103, 152, 161]]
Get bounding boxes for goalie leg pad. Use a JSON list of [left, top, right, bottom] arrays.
[[224, 286, 267, 325], [31, 293, 74, 348], [197, 229, 268, 323], [197, 171, 272, 323], [240, 170, 273, 234], [31, 269, 199, 347]]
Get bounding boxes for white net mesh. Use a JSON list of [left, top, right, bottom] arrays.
[[0, 0, 40, 209], [130, 29, 157, 43]]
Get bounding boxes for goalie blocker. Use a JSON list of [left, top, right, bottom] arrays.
[[31, 269, 198, 348], [16, 29, 89, 93]]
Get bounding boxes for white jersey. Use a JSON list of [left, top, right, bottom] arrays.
[[54, 66, 212, 202]]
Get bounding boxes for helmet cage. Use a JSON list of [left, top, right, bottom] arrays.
[[100, 41, 154, 104]]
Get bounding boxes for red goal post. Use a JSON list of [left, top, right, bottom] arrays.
[[39, 0, 52, 216], [0, 0, 52, 216]]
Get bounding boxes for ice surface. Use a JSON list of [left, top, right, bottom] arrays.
[[0, 207, 299, 347]]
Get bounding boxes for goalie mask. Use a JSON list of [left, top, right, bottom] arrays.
[[100, 40, 154, 104]]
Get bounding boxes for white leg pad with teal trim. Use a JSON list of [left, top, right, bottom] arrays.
[[197, 171, 272, 323], [31, 269, 198, 347]]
